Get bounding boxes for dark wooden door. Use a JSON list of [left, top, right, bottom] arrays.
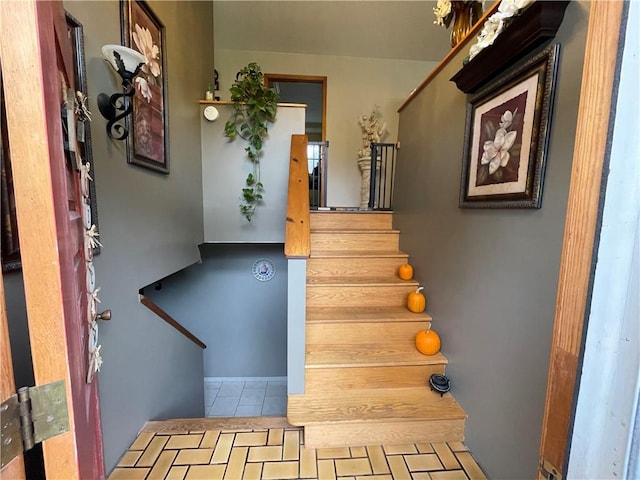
[[0, 1, 104, 478]]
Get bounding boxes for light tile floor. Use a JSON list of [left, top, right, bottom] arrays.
[[205, 379, 288, 418], [110, 417, 489, 480]]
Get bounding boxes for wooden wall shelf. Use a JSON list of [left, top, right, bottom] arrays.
[[451, 1, 569, 94]]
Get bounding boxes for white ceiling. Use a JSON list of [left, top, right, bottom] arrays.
[[213, 1, 453, 63]]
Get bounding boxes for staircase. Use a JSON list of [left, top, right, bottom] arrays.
[[287, 210, 467, 448]]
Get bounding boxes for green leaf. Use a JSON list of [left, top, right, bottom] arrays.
[[242, 190, 255, 202], [477, 165, 488, 184], [224, 121, 237, 139], [226, 62, 279, 221]]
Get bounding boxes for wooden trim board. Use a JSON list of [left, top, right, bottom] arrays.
[[284, 134, 311, 258], [538, 1, 625, 476]]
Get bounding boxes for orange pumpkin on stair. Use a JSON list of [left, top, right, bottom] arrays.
[[415, 328, 441, 356], [407, 286, 426, 313], [398, 264, 413, 280]]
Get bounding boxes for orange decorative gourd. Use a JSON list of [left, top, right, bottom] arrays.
[[415, 328, 441, 355], [407, 286, 426, 313], [398, 264, 413, 280]]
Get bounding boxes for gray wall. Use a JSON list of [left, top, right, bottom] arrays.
[[393, 3, 589, 478], [146, 244, 288, 378], [287, 258, 307, 394], [64, 1, 213, 473], [215, 48, 437, 207], [202, 104, 305, 242]]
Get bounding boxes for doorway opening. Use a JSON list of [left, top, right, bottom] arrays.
[[264, 74, 328, 207], [264, 74, 326, 141]]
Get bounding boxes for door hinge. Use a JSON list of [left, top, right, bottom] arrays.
[[1, 380, 70, 468], [539, 459, 562, 480]]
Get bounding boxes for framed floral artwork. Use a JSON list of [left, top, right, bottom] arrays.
[[121, 0, 169, 173], [459, 44, 559, 208]]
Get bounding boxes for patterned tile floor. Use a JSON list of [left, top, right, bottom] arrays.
[[205, 379, 287, 418], [109, 417, 488, 480]]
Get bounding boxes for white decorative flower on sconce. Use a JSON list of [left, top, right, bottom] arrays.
[[468, 0, 535, 61], [97, 44, 147, 140]]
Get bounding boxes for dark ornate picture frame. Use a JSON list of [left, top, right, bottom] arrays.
[[121, 0, 169, 173], [460, 44, 560, 209]]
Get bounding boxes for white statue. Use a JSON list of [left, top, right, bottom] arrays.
[[357, 108, 387, 159]]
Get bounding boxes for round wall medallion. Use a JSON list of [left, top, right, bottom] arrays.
[[252, 258, 276, 281], [203, 105, 219, 122]]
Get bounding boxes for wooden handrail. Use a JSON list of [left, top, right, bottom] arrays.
[[398, 0, 501, 112], [284, 134, 311, 258], [139, 294, 206, 349]]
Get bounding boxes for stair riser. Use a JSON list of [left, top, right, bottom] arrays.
[[306, 307, 432, 324], [307, 257, 408, 278], [311, 212, 393, 230], [307, 285, 414, 308], [302, 419, 465, 449], [311, 232, 399, 251], [305, 365, 445, 391], [307, 322, 428, 345]]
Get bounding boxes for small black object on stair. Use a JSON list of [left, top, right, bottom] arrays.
[[429, 374, 451, 397]]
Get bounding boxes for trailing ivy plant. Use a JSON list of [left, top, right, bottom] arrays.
[[224, 63, 278, 221]]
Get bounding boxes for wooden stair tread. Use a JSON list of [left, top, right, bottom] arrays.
[[310, 249, 408, 258], [307, 276, 418, 287], [299, 210, 466, 448], [288, 387, 467, 425], [306, 344, 446, 368], [307, 306, 432, 323], [311, 210, 392, 214], [311, 229, 400, 234]]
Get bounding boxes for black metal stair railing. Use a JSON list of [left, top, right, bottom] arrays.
[[368, 142, 398, 210], [308, 140, 329, 209]]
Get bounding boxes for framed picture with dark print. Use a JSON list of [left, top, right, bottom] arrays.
[[66, 12, 100, 255], [459, 44, 560, 208], [121, 0, 169, 173]]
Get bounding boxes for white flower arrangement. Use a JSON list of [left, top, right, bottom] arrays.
[[468, 0, 535, 60], [357, 109, 387, 159], [434, 0, 484, 29], [433, 0, 454, 27]]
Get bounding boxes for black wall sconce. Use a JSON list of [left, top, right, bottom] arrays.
[[97, 45, 147, 140]]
